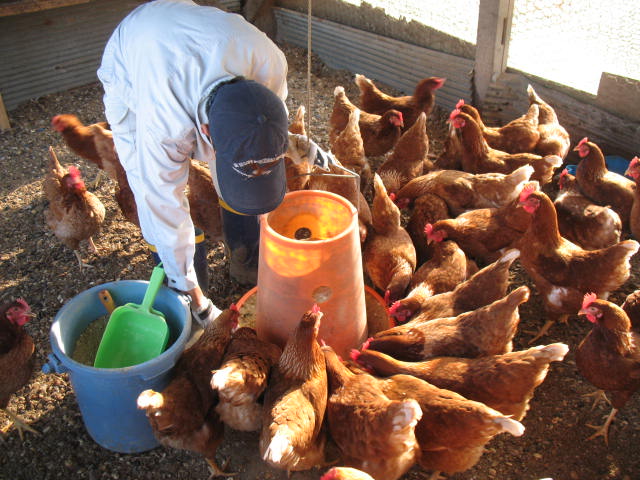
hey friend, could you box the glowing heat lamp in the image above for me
[256,190,368,357]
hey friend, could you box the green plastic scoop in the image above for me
[94,265,170,368]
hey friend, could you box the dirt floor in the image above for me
[1,43,639,480]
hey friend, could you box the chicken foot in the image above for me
[74,250,95,272]
[583,389,611,411]
[586,407,618,445]
[1,408,40,441]
[93,170,105,189]
[525,314,568,345]
[74,238,99,272]
[206,456,237,479]
[525,319,555,345]
[427,470,446,480]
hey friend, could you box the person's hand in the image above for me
[191,298,222,328]
[286,133,338,171]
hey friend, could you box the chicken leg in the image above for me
[526,314,568,345]
[586,407,618,445]
[1,408,40,441]
[73,250,94,272]
[206,456,237,478]
[583,389,610,411]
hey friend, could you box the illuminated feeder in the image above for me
[256,190,368,357]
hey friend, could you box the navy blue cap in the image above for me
[207,79,289,215]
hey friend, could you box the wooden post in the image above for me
[474,0,514,107]
[0,93,10,131]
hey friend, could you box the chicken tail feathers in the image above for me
[390,399,423,431]
[527,84,543,105]
[48,146,62,171]
[499,248,521,264]
[263,426,295,464]
[494,416,525,437]
[535,342,569,362]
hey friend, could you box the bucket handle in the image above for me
[42,353,70,374]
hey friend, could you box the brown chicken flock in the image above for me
[4,73,638,479]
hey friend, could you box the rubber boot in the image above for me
[220,207,260,286]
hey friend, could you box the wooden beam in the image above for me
[0,93,11,131]
[0,0,91,17]
[474,0,514,107]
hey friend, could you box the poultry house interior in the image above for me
[1,5,639,479]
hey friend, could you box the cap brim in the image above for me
[216,158,287,215]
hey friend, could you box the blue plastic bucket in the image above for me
[42,280,191,453]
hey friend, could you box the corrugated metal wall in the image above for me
[274,7,473,113]
[0,0,241,112]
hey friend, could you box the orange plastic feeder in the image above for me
[256,190,368,357]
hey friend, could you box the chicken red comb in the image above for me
[388,300,402,315]
[455,99,465,109]
[361,337,373,350]
[578,137,589,147]
[631,156,639,168]
[312,303,321,314]
[16,298,29,310]
[424,223,433,236]
[432,77,446,89]
[389,192,396,202]
[560,168,568,178]
[230,303,238,312]
[349,349,362,363]
[519,183,537,203]
[397,111,404,123]
[383,290,391,306]
[319,338,327,347]
[449,108,461,121]
[67,165,82,179]
[582,292,597,310]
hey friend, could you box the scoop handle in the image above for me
[141,264,166,311]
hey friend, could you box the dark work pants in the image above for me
[220,207,260,286]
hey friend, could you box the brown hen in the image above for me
[363,173,417,304]
[406,192,450,265]
[389,248,519,325]
[450,109,562,185]
[354,342,568,421]
[457,99,540,154]
[624,156,640,241]
[354,74,445,129]
[322,345,422,480]
[137,306,238,477]
[423,187,533,265]
[554,168,622,250]
[43,147,106,271]
[527,84,571,159]
[574,137,635,229]
[365,285,530,361]
[330,86,404,158]
[409,238,475,295]
[328,107,372,193]
[260,305,328,473]
[210,327,281,432]
[395,164,534,216]
[321,467,375,480]
[377,111,431,194]
[576,295,640,444]
[285,104,312,192]
[516,185,639,344]
[0,299,38,440]
[371,371,524,477]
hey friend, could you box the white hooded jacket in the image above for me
[97,0,288,291]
